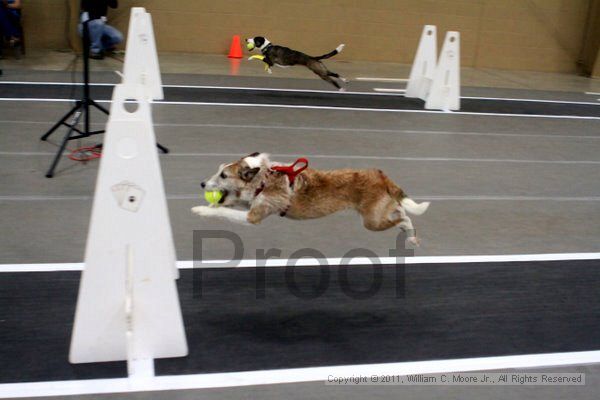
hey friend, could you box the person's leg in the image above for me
[0,6,19,39]
[101,24,123,51]
[7,10,20,37]
[6,10,21,49]
[82,19,105,56]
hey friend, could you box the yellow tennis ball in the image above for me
[247,43,255,51]
[204,190,223,205]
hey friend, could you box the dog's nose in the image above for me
[201,182,206,188]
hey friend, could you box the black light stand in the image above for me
[40,20,168,178]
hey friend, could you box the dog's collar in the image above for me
[253,179,289,217]
[260,43,273,54]
[279,205,291,217]
[254,181,266,197]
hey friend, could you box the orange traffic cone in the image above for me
[228,35,243,58]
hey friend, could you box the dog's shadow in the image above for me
[213,309,388,344]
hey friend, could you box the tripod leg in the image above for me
[40,104,80,141]
[90,100,110,115]
[84,97,91,136]
[91,98,167,153]
[156,143,169,154]
[45,111,83,178]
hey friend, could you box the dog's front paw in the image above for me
[408,236,421,247]
[191,205,217,217]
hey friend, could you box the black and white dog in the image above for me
[246,36,348,90]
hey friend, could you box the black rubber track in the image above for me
[1,83,599,118]
[1,259,600,383]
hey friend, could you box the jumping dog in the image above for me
[191,153,430,244]
[246,36,348,90]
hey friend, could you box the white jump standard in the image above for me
[405,25,437,101]
[69,8,188,374]
[406,25,461,111]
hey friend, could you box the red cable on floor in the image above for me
[68,146,102,162]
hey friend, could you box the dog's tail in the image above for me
[401,198,430,216]
[381,170,430,216]
[314,44,345,60]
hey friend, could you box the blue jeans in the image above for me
[79,19,123,54]
[0,6,20,39]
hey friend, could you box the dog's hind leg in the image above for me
[361,197,402,232]
[395,206,419,246]
[321,75,342,90]
[362,201,420,245]
[309,61,343,90]
[327,71,349,83]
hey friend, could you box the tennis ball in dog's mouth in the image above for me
[204,190,223,205]
[246,42,255,51]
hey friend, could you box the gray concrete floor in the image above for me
[2,49,600,93]
[1,61,600,399]
[22,365,600,400]
[0,74,599,263]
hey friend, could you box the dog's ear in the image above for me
[254,37,265,48]
[239,166,260,182]
[246,152,260,158]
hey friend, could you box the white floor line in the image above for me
[2,194,600,202]
[3,150,600,164]
[1,79,410,87]
[415,195,600,201]
[107,194,600,202]
[165,152,600,165]
[1,350,599,398]
[0,81,115,86]
[0,120,77,125]
[0,81,392,97]
[0,98,75,103]
[372,89,600,106]
[1,120,599,140]
[141,102,600,121]
[2,252,599,272]
[162,84,382,96]
[1,98,598,120]
[0,151,56,156]
[463,96,600,106]
[390,130,600,140]
[356,77,409,82]
[0,262,86,272]
[1,81,598,105]
[0,195,93,201]
[584,92,600,96]
[374,88,406,93]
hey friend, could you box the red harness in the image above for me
[254,158,309,216]
[271,157,308,186]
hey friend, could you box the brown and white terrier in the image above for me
[191,153,430,244]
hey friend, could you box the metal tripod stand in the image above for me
[40,20,168,178]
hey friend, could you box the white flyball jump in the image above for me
[405,25,437,100]
[69,8,188,375]
[406,26,461,111]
